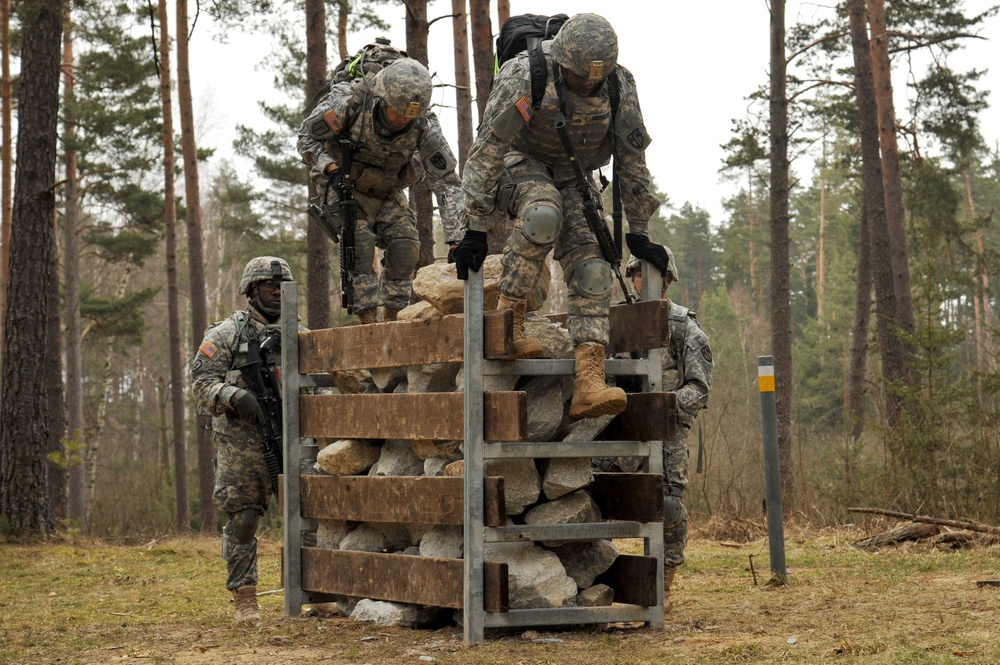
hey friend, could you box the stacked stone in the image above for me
[311,257,621,626]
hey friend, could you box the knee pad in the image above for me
[570,258,613,299]
[663,484,685,528]
[521,204,561,245]
[382,237,420,281]
[229,508,260,545]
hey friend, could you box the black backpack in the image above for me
[492,13,568,109]
[304,37,408,116]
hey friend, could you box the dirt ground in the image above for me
[1,525,998,664]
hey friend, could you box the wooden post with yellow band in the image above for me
[758,356,787,580]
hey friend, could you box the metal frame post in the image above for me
[462,269,485,644]
[281,282,304,615]
[757,355,787,580]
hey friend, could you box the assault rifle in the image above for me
[307,136,358,313]
[237,329,283,494]
[553,109,633,304]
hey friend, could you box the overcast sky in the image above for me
[190,1,999,226]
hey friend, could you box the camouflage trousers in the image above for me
[351,189,421,314]
[213,432,271,590]
[663,432,690,568]
[497,154,610,346]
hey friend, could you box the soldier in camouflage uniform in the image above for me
[626,251,712,615]
[451,13,669,419]
[190,256,306,622]
[298,57,464,324]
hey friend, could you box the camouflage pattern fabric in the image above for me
[190,304,307,590]
[460,33,659,346]
[298,77,465,311]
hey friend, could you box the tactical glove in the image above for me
[451,230,488,280]
[626,233,669,277]
[231,389,261,422]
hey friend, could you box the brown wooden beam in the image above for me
[300,391,526,441]
[595,554,658,607]
[549,299,672,355]
[597,392,676,442]
[298,309,514,373]
[590,472,664,522]
[300,474,506,527]
[301,548,508,610]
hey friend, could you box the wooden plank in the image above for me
[300,475,506,527]
[301,548,507,610]
[484,476,506,528]
[590,472,664,522]
[299,391,525,441]
[595,554,658,607]
[297,310,513,373]
[597,392,676,442]
[548,299,671,355]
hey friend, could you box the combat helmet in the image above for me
[626,247,678,283]
[238,256,294,296]
[372,58,432,119]
[550,13,618,82]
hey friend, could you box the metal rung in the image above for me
[484,358,651,376]
[484,605,659,627]
[486,521,650,542]
[486,440,655,459]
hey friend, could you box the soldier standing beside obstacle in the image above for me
[190,256,304,622]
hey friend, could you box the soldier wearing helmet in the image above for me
[607,250,712,617]
[190,256,306,622]
[298,55,465,324]
[451,13,667,421]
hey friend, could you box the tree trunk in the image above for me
[63,7,86,530]
[404,0,435,270]
[866,0,916,352]
[306,0,331,328]
[817,134,827,323]
[337,0,349,62]
[451,0,473,174]
[964,171,994,374]
[158,0,189,531]
[496,0,509,26]
[768,0,794,503]
[176,0,206,533]
[0,0,12,361]
[468,0,493,124]
[848,0,907,431]
[0,0,62,538]
[747,165,757,296]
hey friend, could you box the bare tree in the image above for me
[0,0,63,538]
[176,0,207,533]
[62,4,86,530]
[468,0,492,123]
[158,0,189,531]
[403,0,435,269]
[451,0,473,173]
[0,0,13,364]
[867,0,916,351]
[337,0,349,61]
[306,0,330,328]
[769,0,794,501]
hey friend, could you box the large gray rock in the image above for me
[350,599,441,627]
[378,522,418,551]
[412,255,504,314]
[576,584,614,607]
[315,520,351,549]
[541,457,594,500]
[524,375,572,442]
[370,365,407,393]
[369,439,425,476]
[484,541,577,609]
[419,525,463,559]
[559,413,615,442]
[314,439,382,476]
[550,539,619,588]
[423,457,450,476]
[339,524,391,552]
[397,300,444,322]
[410,439,462,461]
[524,314,573,359]
[524,490,603,547]
[484,458,541,515]
[406,362,460,394]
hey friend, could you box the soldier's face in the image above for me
[562,67,602,97]
[385,105,414,129]
[257,279,282,310]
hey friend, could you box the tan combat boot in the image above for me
[569,343,627,418]
[356,309,379,325]
[233,585,260,622]
[497,295,543,359]
[663,567,676,615]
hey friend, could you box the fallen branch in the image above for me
[847,507,1000,535]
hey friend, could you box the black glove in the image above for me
[451,230,488,280]
[446,244,457,264]
[231,389,261,422]
[626,233,669,276]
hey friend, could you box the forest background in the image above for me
[0,0,999,542]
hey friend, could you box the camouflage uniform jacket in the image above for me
[461,41,660,234]
[297,77,465,243]
[661,299,713,429]
[190,305,306,440]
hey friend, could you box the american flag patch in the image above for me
[515,95,533,122]
[323,109,343,133]
[199,341,218,359]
